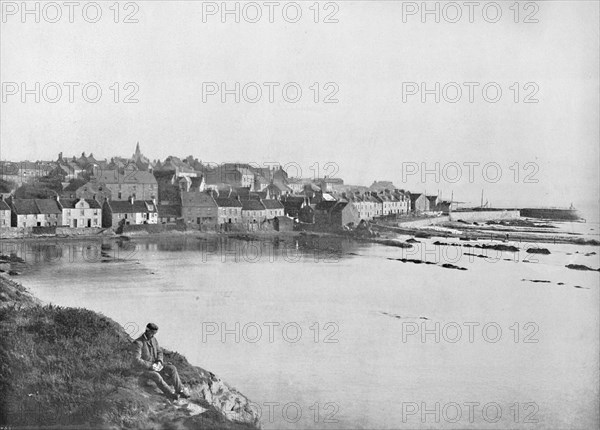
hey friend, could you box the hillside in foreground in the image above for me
[0,275,260,429]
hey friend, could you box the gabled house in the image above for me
[93,170,158,201]
[280,195,305,219]
[181,191,218,229]
[266,181,292,198]
[345,192,375,221]
[241,199,267,225]
[314,200,359,231]
[60,198,102,228]
[410,193,429,213]
[0,199,11,227]
[392,190,410,214]
[10,198,62,227]
[215,196,243,226]
[426,195,439,211]
[75,182,112,201]
[102,198,158,227]
[374,191,403,216]
[157,204,181,224]
[262,199,285,219]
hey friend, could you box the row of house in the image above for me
[344,190,410,220]
[180,190,285,230]
[0,195,162,229]
[2,197,102,228]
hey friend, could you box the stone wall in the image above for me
[449,210,520,222]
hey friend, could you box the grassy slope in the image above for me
[0,275,259,429]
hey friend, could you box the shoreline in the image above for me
[2,220,599,250]
[0,228,304,244]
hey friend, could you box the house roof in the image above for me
[108,200,157,213]
[241,200,266,211]
[157,205,181,217]
[0,200,11,211]
[95,170,157,185]
[11,199,62,215]
[154,170,177,181]
[269,181,292,193]
[262,199,284,209]
[315,200,338,211]
[11,199,39,214]
[426,195,438,203]
[35,199,63,214]
[331,201,349,212]
[181,191,216,207]
[19,161,39,170]
[281,196,304,210]
[63,181,81,192]
[60,198,102,209]
[215,197,242,208]
[76,182,109,194]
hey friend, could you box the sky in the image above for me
[1,0,598,216]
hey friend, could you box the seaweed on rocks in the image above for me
[441,263,467,271]
[378,239,413,249]
[526,248,551,255]
[565,264,600,272]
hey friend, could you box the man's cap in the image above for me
[146,323,159,331]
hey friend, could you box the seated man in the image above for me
[133,323,189,400]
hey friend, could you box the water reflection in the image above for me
[1,235,365,269]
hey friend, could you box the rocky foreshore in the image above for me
[0,275,261,429]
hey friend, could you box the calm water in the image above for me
[5,223,600,429]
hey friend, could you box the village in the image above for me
[0,144,453,236]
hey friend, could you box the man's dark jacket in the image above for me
[133,334,164,370]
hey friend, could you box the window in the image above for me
[80,209,85,216]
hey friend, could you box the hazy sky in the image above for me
[1,0,598,214]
